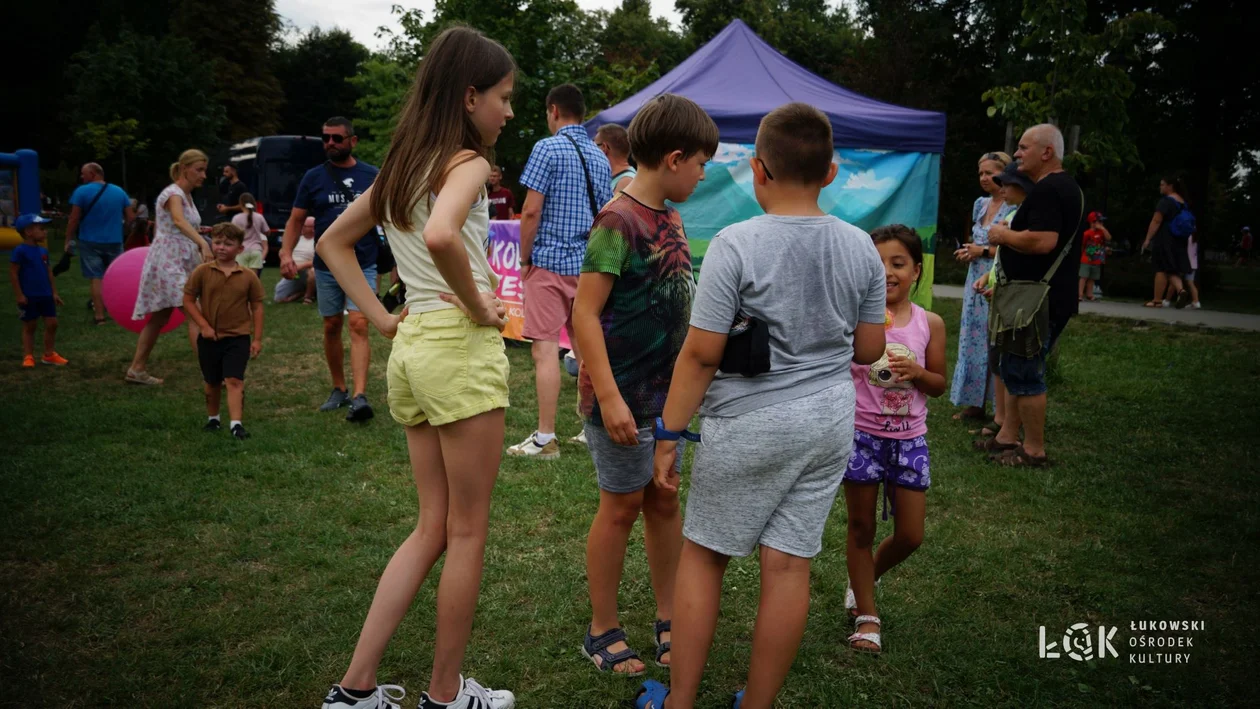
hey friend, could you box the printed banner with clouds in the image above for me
[677,144,941,307]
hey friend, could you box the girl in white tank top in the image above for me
[307,26,520,709]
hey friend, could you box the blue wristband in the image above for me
[654,417,701,443]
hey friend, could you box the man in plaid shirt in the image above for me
[511,84,614,459]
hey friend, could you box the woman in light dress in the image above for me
[125,149,212,385]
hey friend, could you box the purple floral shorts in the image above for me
[844,430,931,520]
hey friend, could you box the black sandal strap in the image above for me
[587,626,629,653]
[585,626,642,671]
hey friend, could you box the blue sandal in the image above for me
[653,619,672,667]
[583,625,644,676]
[635,679,669,709]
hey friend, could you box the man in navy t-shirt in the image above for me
[279,117,380,421]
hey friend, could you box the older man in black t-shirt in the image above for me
[986,124,1084,467]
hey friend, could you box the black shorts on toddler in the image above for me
[197,335,250,384]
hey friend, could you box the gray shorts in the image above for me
[584,421,685,494]
[683,382,856,559]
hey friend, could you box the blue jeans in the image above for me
[997,318,1068,397]
[79,241,123,279]
[315,266,377,318]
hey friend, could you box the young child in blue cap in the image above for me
[10,214,68,367]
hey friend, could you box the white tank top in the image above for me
[385,189,499,314]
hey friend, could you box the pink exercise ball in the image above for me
[102,247,186,334]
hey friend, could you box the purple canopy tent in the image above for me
[584,19,946,307]
[585,19,945,152]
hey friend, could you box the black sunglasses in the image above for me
[322,133,349,144]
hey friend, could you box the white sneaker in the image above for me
[570,430,588,445]
[419,676,515,709]
[507,433,560,460]
[322,684,405,709]
[1161,300,1171,308]
[1191,302,1202,309]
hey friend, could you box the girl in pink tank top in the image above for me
[842,225,947,656]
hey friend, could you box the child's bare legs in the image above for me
[428,408,505,701]
[1083,278,1095,300]
[662,541,729,709]
[1187,279,1200,304]
[41,317,58,356]
[586,488,649,674]
[205,381,222,417]
[742,547,812,709]
[1078,276,1087,300]
[642,482,681,663]
[844,482,881,651]
[21,320,37,357]
[585,480,679,672]
[872,488,925,579]
[340,421,451,691]
[225,378,245,421]
[129,307,173,373]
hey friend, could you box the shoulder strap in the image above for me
[1038,185,1087,285]
[80,183,110,221]
[561,132,601,221]
[995,185,1085,286]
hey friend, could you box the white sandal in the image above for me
[125,369,164,385]
[848,615,882,655]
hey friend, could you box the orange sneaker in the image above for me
[41,352,69,366]
[22,355,35,368]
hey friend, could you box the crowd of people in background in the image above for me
[12,19,1255,707]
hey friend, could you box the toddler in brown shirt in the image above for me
[183,223,265,440]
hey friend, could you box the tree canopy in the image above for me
[5,0,1256,243]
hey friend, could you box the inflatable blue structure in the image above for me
[0,149,40,249]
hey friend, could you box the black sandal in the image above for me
[653,618,671,667]
[582,626,644,676]
[974,436,1019,456]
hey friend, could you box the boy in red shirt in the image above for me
[1078,211,1111,302]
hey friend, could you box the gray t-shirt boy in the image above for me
[690,214,887,417]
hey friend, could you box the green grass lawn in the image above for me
[3,244,1259,707]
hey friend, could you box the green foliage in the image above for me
[75,118,149,164]
[171,0,286,139]
[64,26,225,197]
[273,27,371,137]
[678,0,858,78]
[350,57,417,166]
[982,0,1172,173]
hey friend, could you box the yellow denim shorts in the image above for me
[236,249,264,270]
[387,309,510,427]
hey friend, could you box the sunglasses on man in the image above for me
[322,133,350,144]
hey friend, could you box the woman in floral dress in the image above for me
[125,149,212,385]
[948,151,1013,421]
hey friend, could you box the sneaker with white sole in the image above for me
[507,433,560,460]
[322,683,406,709]
[419,676,514,709]
[570,430,588,445]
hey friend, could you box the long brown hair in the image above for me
[370,26,516,230]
